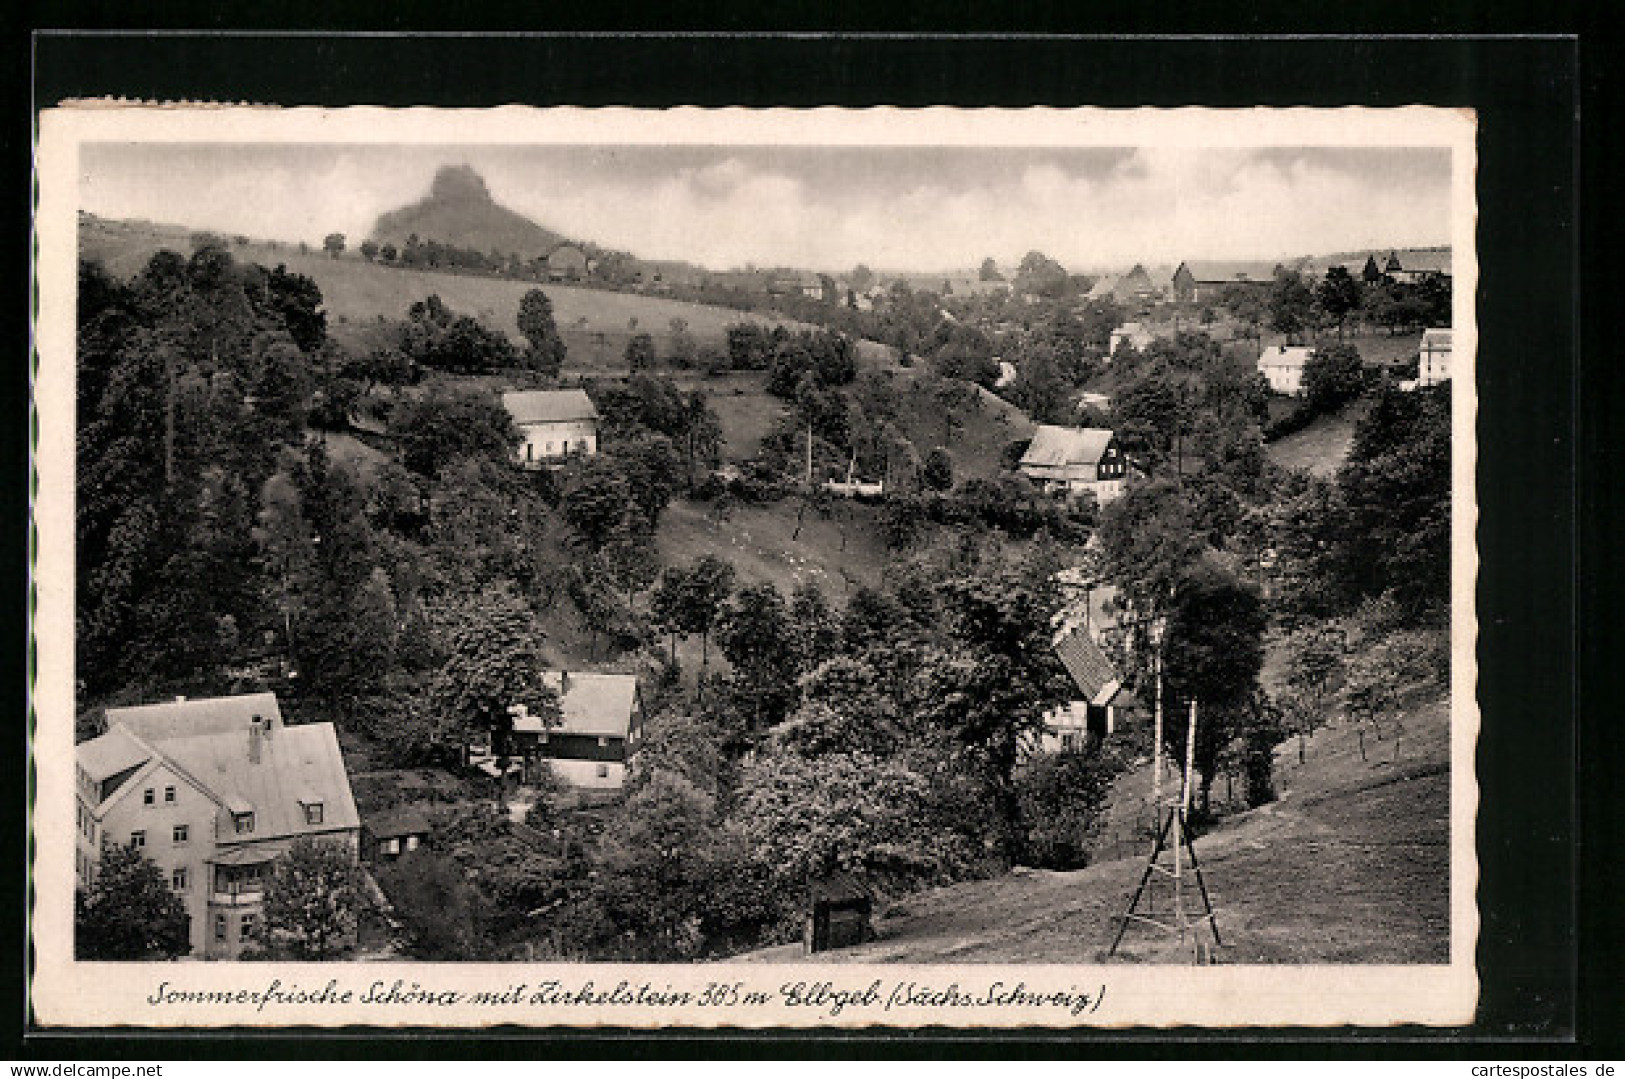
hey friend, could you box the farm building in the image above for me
[509,671,646,790]
[77,692,360,960]
[1387,248,1453,284]
[1171,260,1283,304]
[1258,345,1315,396]
[1417,327,1453,387]
[1018,425,1127,504]
[501,389,600,468]
[544,243,589,281]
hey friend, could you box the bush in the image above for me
[1016,748,1124,870]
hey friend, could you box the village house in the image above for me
[501,389,600,468]
[75,692,360,960]
[1171,260,1283,305]
[1258,344,1315,396]
[508,671,646,790]
[1018,425,1128,504]
[1108,322,1157,357]
[544,243,588,281]
[1041,620,1137,752]
[1417,327,1453,387]
[1385,248,1453,285]
[360,805,432,865]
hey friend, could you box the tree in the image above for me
[1269,270,1316,341]
[1016,749,1124,870]
[430,583,560,759]
[374,848,483,959]
[921,446,955,492]
[789,580,840,672]
[1316,266,1364,337]
[391,383,519,477]
[850,264,876,291]
[978,257,1003,282]
[75,845,191,959]
[359,240,380,263]
[323,233,346,259]
[1302,343,1365,414]
[715,582,801,732]
[1161,558,1268,815]
[255,837,363,959]
[625,332,656,374]
[559,455,636,549]
[380,242,398,264]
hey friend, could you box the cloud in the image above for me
[80,144,1451,273]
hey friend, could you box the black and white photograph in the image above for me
[31,105,1478,1028]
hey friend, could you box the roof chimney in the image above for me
[248,715,263,764]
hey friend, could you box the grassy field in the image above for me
[1265,399,1371,478]
[738,681,1451,965]
[80,217,821,357]
[656,497,891,599]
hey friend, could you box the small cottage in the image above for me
[1108,322,1156,357]
[509,671,645,790]
[1018,425,1127,504]
[804,871,874,954]
[1258,345,1315,396]
[361,806,432,864]
[1042,623,1135,752]
[502,389,600,468]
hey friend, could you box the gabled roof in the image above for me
[1259,345,1314,368]
[77,726,152,782]
[529,672,640,738]
[501,389,599,426]
[1421,327,1453,349]
[364,805,433,839]
[1053,624,1121,702]
[1179,260,1282,285]
[156,722,360,842]
[105,692,283,745]
[1396,249,1453,274]
[1020,425,1115,470]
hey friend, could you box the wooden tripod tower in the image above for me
[1108,699,1222,961]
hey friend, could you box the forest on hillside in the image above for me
[75,237,1450,962]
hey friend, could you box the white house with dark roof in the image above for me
[1258,345,1315,396]
[1038,622,1137,753]
[501,389,600,468]
[76,692,359,959]
[1417,327,1453,387]
[1018,425,1127,504]
[507,671,646,790]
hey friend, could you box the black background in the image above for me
[11,25,1604,1060]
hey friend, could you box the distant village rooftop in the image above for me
[501,389,599,426]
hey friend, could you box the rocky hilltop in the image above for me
[370,164,572,260]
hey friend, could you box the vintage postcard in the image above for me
[31,105,1478,1029]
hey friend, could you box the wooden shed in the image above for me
[804,871,875,954]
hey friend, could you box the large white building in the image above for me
[1417,327,1453,387]
[502,389,600,468]
[1258,345,1315,396]
[75,693,360,959]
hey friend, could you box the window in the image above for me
[597,736,609,748]
[172,824,189,844]
[164,785,176,803]
[214,914,228,943]
[171,867,189,891]
[546,441,554,455]
[303,802,324,826]
[525,442,534,461]
[596,763,609,779]
[382,838,400,856]
[129,830,146,849]
[405,836,420,852]
[234,812,255,835]
[143,788,155,806]
[240,914,257,939]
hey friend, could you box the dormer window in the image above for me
[303,801,324,826]
[233,812,255,835]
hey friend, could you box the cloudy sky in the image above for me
[80,143,1452,273]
